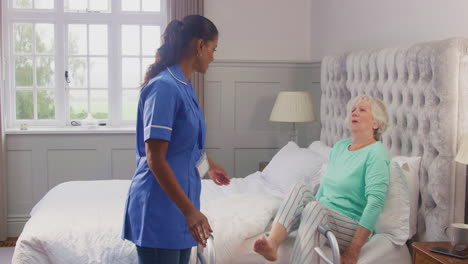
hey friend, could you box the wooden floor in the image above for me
[0,238,17,247]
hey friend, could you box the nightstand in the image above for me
[412,241,468,264]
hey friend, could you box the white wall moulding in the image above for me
[5,127,136,135]
[204,61,321,178]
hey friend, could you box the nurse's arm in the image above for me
[207,159,230,185]
[146,138,212,246]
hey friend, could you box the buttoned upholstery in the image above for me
[320,38,468,241]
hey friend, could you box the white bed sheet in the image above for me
[12,172,280,264]
[12,180,136,264]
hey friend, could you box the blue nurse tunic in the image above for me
[122,64,206,249]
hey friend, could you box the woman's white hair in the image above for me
[345,95,389,141]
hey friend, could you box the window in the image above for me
[3,0,166,127]
[13,22,55,121]
[121,24,160,121]
[67,24,109,120]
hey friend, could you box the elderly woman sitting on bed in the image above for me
[254,95,390,264]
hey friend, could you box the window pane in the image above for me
[122,89,138,120]
[122,58,140,88]
[89,0,109,12]
[89,25,108,55]
[15,56,33,87]
[68,24,87,55]
[122,0,139,11]
[90,90,108,119]
[16,90,34,119]
[89,58,107,88]
[142,0,160,12]
[36,56,55,87]
[35,24,54,54]
[13,0,32,8]
[38,90,55,119]
[65,0,87,11]
[68,57,87,88]
[69,90,88,119]
[142,26,160,56]
[14,23,33,54]
[35,0,53,9]
[122,25,140,55]
[142,57,154,75]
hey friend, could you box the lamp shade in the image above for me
[455,133,468,164]
[269,91,316,122]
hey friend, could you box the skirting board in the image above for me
[7,215,29,237]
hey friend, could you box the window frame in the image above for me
[2,0,167,128]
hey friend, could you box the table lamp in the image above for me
[269,91,316,143]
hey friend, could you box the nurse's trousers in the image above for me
[273,184,359,264]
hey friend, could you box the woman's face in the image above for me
[195,36,218,73]
[349,100,378,135]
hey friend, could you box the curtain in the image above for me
[0,0,7,241]
[167,0,205,110]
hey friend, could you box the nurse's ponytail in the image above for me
[141,15,218,88]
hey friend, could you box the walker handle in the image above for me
[314,224,341,264]
[196,234,215,264]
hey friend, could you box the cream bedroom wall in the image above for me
[309,0,468,61]
[204,0,312,62]
[310,0,468,222]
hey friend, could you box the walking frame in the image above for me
[194,224,340,264]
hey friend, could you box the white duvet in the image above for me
[12,173,281,264]
[12,172,411,264]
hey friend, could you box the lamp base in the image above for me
[289,123,298,143]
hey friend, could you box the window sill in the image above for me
[5,126,136,135]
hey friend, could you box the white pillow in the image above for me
[263,141,326,195]
[308,140,332,160]
[374,161,410,245]
[391,156,421,238]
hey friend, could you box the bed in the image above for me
[12,38,468,264]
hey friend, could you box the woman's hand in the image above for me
[340,250,359,264]
[208,159,230,185]
[340,225,369,264]
[185,209,212,247]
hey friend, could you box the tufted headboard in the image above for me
[320,38,468,241]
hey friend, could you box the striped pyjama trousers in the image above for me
[274,184,360,263]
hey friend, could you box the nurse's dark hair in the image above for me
[141,15,218,87]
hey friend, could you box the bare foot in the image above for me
[253,235,278,261]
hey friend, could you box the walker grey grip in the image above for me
[314,224,341,264]
[196,234,215,264]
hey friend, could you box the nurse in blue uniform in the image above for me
[122,15,230,264]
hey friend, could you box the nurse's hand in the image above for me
[186,209,212,247]
[208,160,230,185]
